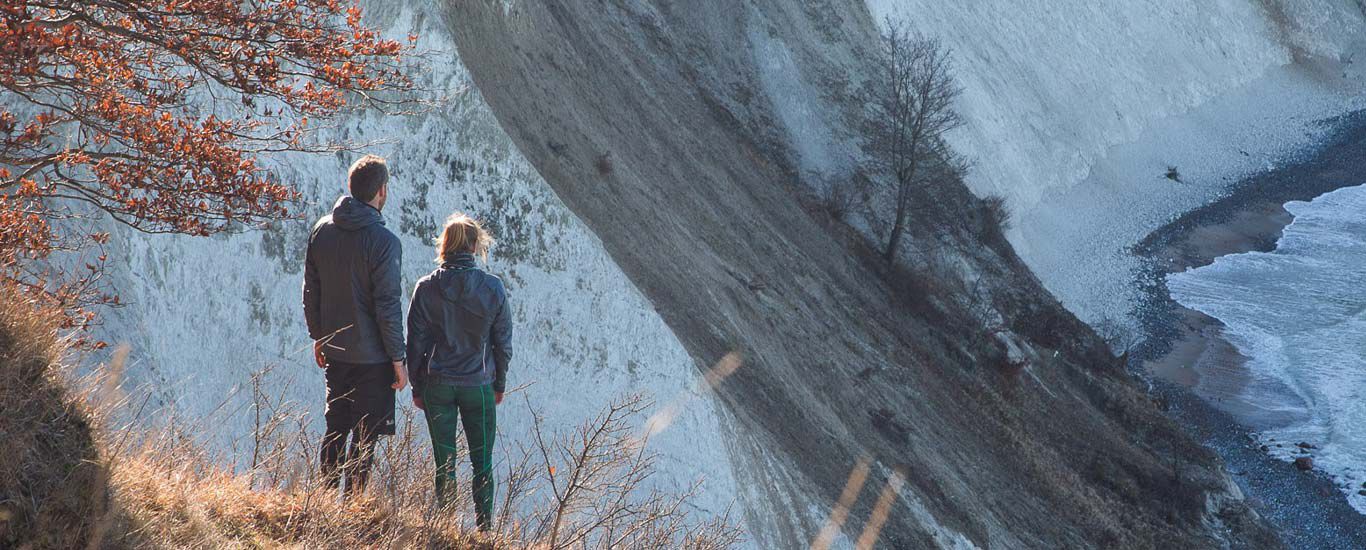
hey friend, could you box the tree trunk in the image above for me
[884,197,908,262]
[885,133,921,263]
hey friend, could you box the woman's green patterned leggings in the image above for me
[421,383,496,531]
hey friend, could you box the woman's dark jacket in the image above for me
[405,253,512,393]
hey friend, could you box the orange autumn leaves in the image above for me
[0,1,417,334]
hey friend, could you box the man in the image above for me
[302,154,408,499]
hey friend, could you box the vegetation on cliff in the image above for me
[0,289,739,549]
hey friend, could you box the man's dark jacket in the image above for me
[303,196,406,365]
[405,253,512,393]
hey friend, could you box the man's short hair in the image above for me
[348,155,389,203]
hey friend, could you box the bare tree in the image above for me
[862,18,966,263]
[519,393,742,549]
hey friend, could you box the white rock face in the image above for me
[95,2,743,533]
[865,0,1366,322]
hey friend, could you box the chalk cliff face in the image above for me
[95,2,742,532]
[96,0,1366,548]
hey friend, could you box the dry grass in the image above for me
[0,288,108,549]
[0,286,478,549]
[0,287,741,549]
[105,447,476,549]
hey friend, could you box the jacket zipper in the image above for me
[427,342,435,378]
[480,338,488,378]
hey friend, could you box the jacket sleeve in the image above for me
[490,282,513,393]
[405,282,431,394]
[371,233,406,362]
[302,229,323,340]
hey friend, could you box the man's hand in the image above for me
[391,360,408,391]
[413,394,424,411]
[495,392,504,405]
[313,340,326,368]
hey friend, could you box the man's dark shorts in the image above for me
[324,360,396,436]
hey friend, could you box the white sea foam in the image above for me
[1169,183,1366,513]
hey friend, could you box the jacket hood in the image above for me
[330,195,384,231]
[435,253,484,303]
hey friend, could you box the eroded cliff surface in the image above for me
[446,1,1284,547]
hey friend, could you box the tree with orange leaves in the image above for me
[0,1,420,337]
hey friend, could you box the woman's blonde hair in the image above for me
[435,212,495,263]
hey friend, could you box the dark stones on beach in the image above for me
[1294,457,1314,471]
[1358,490,1366,497]
[1296,442,1317,450]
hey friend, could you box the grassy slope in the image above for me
[0,292,737,550]
[0,296,109,548]
[0,294,476,549]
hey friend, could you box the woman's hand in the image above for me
[413,394,424,411]
[313,340,326,368]
[495,392,504,405]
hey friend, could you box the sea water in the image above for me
[1168,183,1366,513]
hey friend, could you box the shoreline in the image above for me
[1131,109,1366,547]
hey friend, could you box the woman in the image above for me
[406,212,511,532]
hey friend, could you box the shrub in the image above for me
[595,152,614,176]
[820,179,860,222]
[981,194,1013,233]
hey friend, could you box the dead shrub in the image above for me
[595,152,614,176]
[981,194,1012,234]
